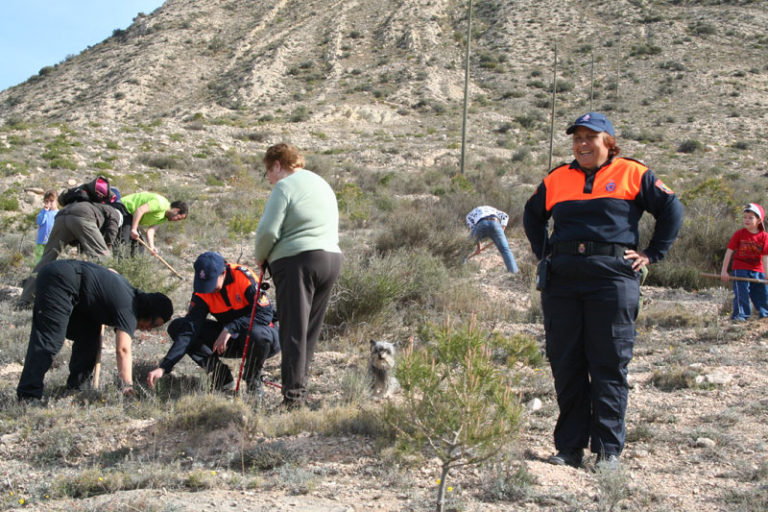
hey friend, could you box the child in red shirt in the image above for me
[721,203,768,321]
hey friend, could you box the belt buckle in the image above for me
[577,242,586,255]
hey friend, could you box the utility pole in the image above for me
[547,43,557,171]
[589,53,594,112]
[459,0,473,175]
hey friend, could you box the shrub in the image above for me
[289,106,310,123]
[137,153,182,169]
[677,139,703,153]
[160,394,251,433]
[0,196,19,211]
[384,319,522,512]
[103,254,181,295]
[651,366,700,391]
[514,111,545,129]
[325,248,451,328]
[373,204,467,268]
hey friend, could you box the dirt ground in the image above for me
[1,251,766,512]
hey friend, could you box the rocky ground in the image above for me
[1,251,766,512]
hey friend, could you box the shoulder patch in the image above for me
[654,178,674,194]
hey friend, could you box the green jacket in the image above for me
[254,169,341,263]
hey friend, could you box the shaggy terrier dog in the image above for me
[369,339,399,398]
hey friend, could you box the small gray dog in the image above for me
[369,339,399,397]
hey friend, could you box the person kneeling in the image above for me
[146,252,280,395]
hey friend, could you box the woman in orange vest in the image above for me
[523,112,683,469]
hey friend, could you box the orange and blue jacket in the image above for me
[523,157,683,263]
[160,264,275,372]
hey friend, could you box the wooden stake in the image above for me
[136,238,184,280]
[93,325,104,389]
[700,272,768,284]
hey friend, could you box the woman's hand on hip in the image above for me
[623,249,650,271]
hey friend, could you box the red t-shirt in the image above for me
[727,228,768,272]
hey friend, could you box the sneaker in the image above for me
[247,378,265,400]
[547,449,584,468]
[595,453,620,470]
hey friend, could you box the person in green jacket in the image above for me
[120,192,188,255]
[254,143,342,408]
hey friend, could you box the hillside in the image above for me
[1,0,768,511]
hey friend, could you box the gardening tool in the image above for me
[136,238,184,280]
[700,272,768,284]
[234,267,266,393]
[261,374,282,390]
[462,241,494,264]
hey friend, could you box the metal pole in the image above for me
[589,53,594,112]
[459,0,473,175]
[547,43,557,171]
[616,28,621,108]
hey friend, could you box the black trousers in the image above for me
[542,253,639,457]
[170,318,280,388]
[116,216,143,257]
[271,250,342,402]
[17,261,102,399]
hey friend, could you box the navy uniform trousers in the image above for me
[17,262,103,399]
[542,253,640,457]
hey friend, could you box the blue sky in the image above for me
[0,0,165,92]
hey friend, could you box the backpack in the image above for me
[59,176,116,206]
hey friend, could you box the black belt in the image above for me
[552,241,629,257]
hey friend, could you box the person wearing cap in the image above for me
[255,143,342,408]
[464,205,519,272]
[145,252,280,395]
[523,112,683,468]
[719,203,768,321]
[119,192,188,256]
[16,260,173,401]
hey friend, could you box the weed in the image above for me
[160,393,252,433]
[595,459,630,512]
[479,461,537,503]
[651,366,700,391]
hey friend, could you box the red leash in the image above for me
[235,267,265,393]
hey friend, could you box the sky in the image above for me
[0,0,166,92]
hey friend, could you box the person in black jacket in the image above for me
[17,260,173,401]
[18,201,123,307]
[146,252,279,395]
[523,112,683,468]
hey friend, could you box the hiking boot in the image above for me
[548,449,584,468]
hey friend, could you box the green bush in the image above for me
[0,196,19,211]
[644,177,737,289]
[325,248,451,327]
[677,139,703,153]
[137,153,182,170]
[103,253,181,295]
[373,205,467,268]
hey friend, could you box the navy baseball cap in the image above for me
[566,112,615,136]
[193,252,226,293]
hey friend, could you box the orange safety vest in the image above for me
[195,264,266,315]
